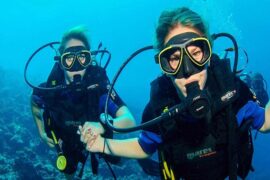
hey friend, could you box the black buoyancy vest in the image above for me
[40,63,112,145]
[40,64,120,175]
[149,56,254,180]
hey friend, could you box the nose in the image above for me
[182,56,195,78]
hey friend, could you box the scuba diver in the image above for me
[251,73,269,107]
[79,7,270,180]
[29,26,136,179]
[239,72,252,88]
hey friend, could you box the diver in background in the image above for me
[251,73,269,107]
[30,26,135,179]
[79,7,270,180]
[239,72,252,88]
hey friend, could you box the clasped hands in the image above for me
[78,113,112,153]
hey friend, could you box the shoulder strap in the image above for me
[208,54,239,116]
[209,55,254,179]
[46,63,64,87]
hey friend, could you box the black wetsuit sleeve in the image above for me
[31,82,47,108]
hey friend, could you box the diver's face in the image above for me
[164,24,207,97]
[63,39,86,83]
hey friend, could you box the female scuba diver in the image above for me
[79,7,270,180]
[30,26,135,179]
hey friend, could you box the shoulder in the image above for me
[32,82,47,96]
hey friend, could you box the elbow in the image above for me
[119,114,136,128]
[260,105,270,133]
[259,123,270,133]
[116,106,136,128]
[126,114,136,127]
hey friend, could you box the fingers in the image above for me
[40,133,55,148]
[77,125,83,135]
[83,128,93,143]
[47,137,54,144]
[85,134,97,151]
[47,141,55,148]
[80,126,96,144]
[80,121,105,136]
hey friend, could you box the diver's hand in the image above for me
[78,125,105,153]
[40,132,55,148]
[86,135,105,153]
[79,121,105,140]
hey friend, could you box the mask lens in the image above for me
[77,51,91,67]
[159,47,182,74]
[61,53,76,69]
[60,50,91,70]
[158,36,211,75]
[185,39,211,66]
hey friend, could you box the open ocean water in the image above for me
[0,0,269,179]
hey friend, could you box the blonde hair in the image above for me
[58,25,90,54]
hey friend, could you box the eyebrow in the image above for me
[188,46,200,53]
[170,51,181,58]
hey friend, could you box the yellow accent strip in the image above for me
[163,106,169,113]
[161,151,176,180]
[170,168,175,180]
[161,151,171,178]
[51,131,58,144]
[163,161,171,179]
[162,169,168,179]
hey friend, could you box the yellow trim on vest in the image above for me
[162,169,168,179]
[163,106,169,113]
[170,168,175,180]
[51,131,58,144]
[161,151,176,180]
[163,161,171,178]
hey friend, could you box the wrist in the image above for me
[103,138,112,155]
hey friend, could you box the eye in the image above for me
[192,49,203,57]
[169,50,181,61]
[77,54,86,62]
[65,55,74,63]
[187,46,203,62]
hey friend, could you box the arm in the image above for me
[30,96,54,147]
[83,105,135,135]
[80,130,150,159]
[112,106,136,128]
[102,137,149,159]
[259,101,270,133]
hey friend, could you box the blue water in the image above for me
[0,0,270,179]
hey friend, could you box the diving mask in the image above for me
[156,32,212,78]
[60,46,91,71]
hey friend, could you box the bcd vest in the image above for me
[36,63,120,174]
[149,56,254,180]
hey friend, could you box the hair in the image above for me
[155,7,211,51]
[252,73,264,81]
[58,25,90,55]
